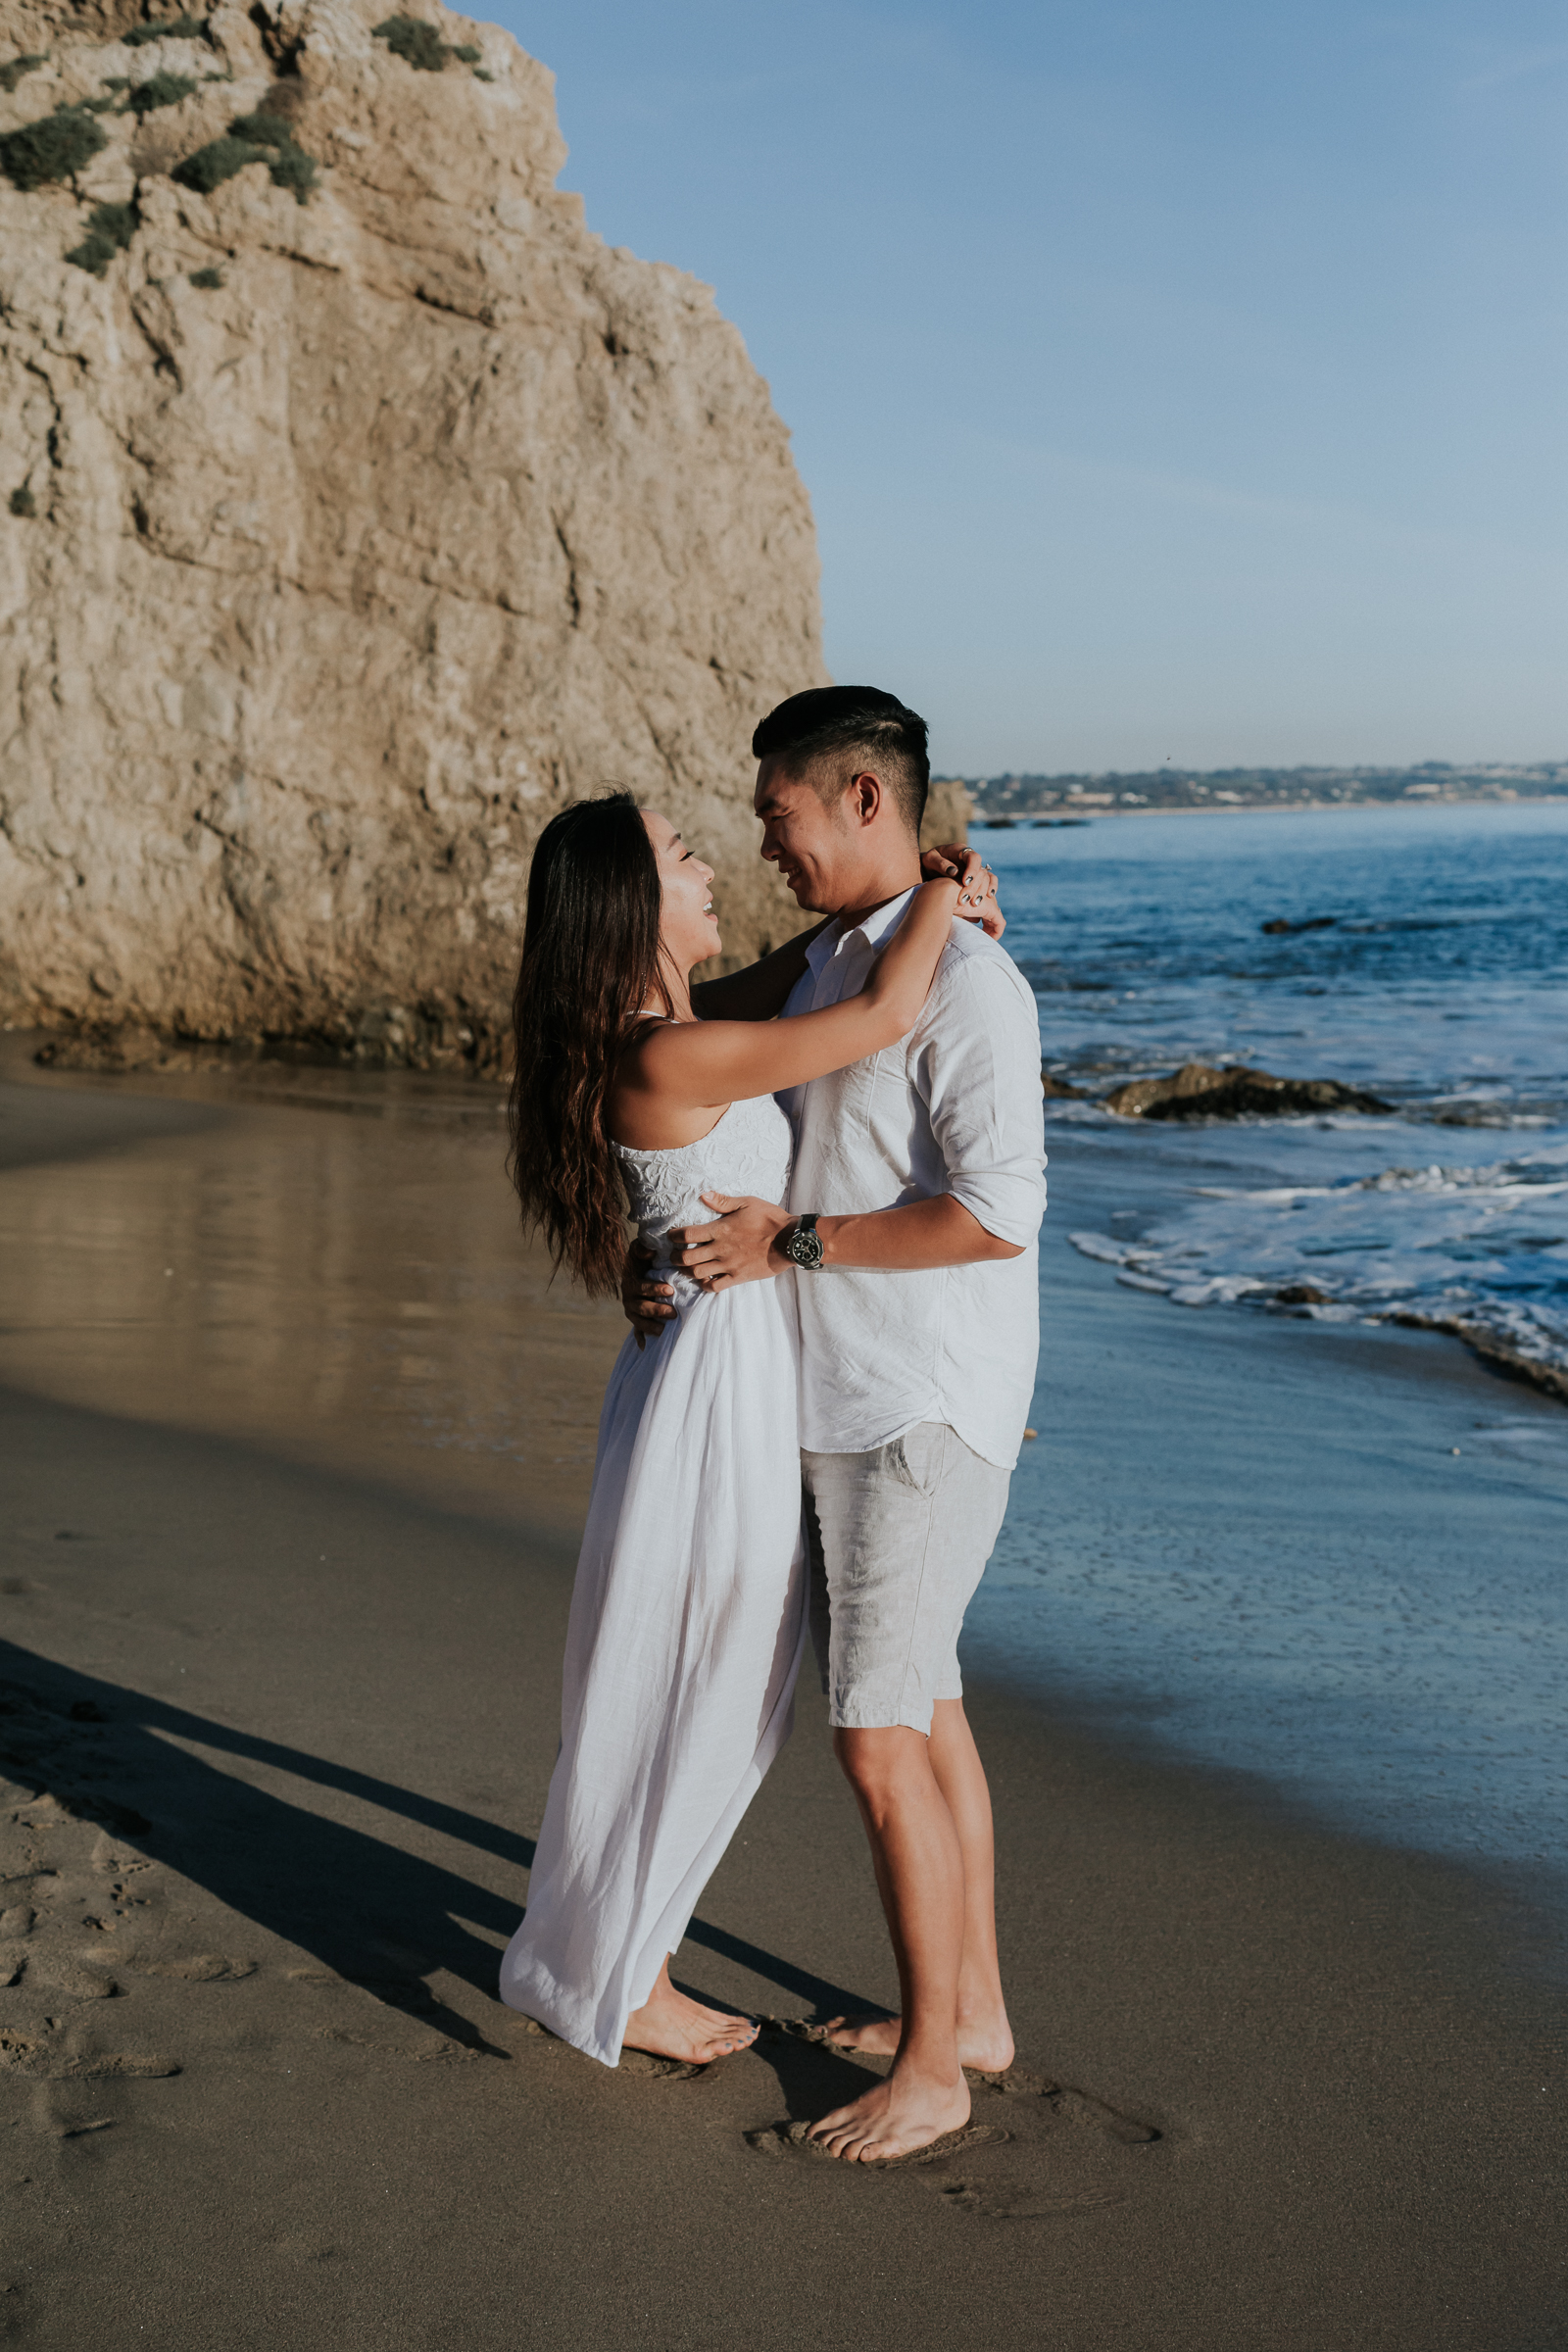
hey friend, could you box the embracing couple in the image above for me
[500,685,1046,2164]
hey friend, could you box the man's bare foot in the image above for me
[820,2010,1015,2074]
[622,1967,758,2066]
[808,2064,971,2163]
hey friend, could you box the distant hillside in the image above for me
[966,762,1568,820]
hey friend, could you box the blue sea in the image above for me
[970,802,1568,1892]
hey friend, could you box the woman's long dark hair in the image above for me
[508,793,669,1297]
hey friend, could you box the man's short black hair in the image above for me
[752,685,930,838]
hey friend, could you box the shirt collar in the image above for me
[806,886,917,975]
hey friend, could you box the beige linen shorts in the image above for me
[801,1421,1012,1737]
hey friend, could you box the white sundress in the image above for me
[499,1090,808,2065]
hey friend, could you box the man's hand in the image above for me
[921,843,1004,939]
[667,1195,795,1292]
[620,1238,676,1348]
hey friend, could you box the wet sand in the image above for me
[2,1045,1564,2350]
[979,1121,1568,1884]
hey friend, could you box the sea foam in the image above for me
[1069,1143,1568,1390]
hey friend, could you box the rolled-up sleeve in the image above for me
[912,955,1048,1246]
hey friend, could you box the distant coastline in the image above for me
[960,760,1568,820]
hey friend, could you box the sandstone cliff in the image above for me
[0,0,829,1069]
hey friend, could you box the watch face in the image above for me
[788,1226,823,1268]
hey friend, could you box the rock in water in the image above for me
[0,0,827,1070]
[1103,1062,1393,1119]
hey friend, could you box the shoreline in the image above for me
[1003,1115,1568,1885]
[2,1060,1565,2346]
[1050,1100,1568,1413]
[975,790,1568,822]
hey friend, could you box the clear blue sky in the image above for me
[486,0,1566,775]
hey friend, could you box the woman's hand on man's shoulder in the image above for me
[920,844,1004,939]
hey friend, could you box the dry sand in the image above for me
[1,1044,1564,2350]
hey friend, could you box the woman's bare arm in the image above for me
[622,878,961,1114]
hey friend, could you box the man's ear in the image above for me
[847,769,883,826]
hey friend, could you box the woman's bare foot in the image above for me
[808,2063,971,2163]
[820,2007,1015,2074]
[622,1962,758,2065]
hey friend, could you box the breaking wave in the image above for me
[1069,1146,1568,1398]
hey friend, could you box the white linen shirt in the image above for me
[778,890,1047,1469]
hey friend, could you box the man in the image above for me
[627,686,1047,2162]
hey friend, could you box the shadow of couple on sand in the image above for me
[0,1636,877,2097]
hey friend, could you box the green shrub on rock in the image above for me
[370,17,490,76]
[226,109,293,148]
[372,15,449,72]
[188,264,222,287]
[0,54,47,95]
[122,16,210,47]
[127,69,197,116]
[66,199,139,274]
[9,485,35,517]
[227,109,318,197]
[172,109,318,204]
[263,144,316,198]
[0,105,109,189]
[171,130,256,194]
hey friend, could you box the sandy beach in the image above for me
[2,1045,1564,2350]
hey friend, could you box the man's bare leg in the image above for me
[821,1698,1014,2072]
[807,1725,972,2162]
[621,1958,758,2064]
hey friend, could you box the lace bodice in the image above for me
[612,1093,793,1280]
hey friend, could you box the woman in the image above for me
[498,793,971,2067]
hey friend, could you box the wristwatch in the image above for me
[779,1213,825,1272]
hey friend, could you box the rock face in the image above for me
[919,780,971,858]
[0,0,828,1069]
[1103,1062,1394,1120]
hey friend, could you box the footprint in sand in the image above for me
[744,2036,1164,2218]
[1,1759,190,2083]
[617,2046,711,2082]
[747,2119,1012,2167]
[761,2028,1161,2143]
[18,1959,119,2001]
[0,2025,179,2080]
[969,2061,1162,2146]
[130,1953,255,1984]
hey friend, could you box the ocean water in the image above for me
[999,801,1568,1385]
[971,803,1568,1888]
